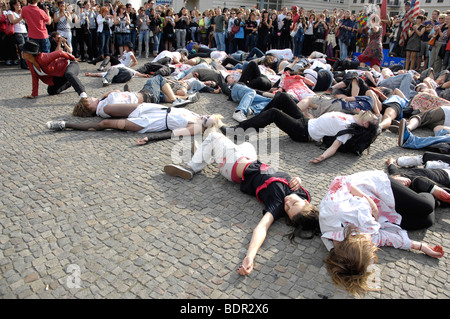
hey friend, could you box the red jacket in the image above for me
[26,51,75,97]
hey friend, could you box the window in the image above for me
[437,0,443,3]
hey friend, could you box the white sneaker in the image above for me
[232,110,247,122]
[46,120,66,131]
[397,155,423,167]
[187,92,200,103]
[172,98,190,108]
[425,160,450,170]
[102,78,110,87]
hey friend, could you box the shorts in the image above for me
[410,107,445,130]
[116,33,131,46]
[309,96,342,118]
[382,102,403,120]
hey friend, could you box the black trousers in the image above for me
[237,92,310,142]
[47,62,85,96]
[389,176,435,230]
[239,60,272,92]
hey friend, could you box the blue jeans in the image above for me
[142,75,167,103]
[138,29,149,55]
[214,31,225,51]
[378,73,417,100]
[293,36,303,57]
[339,38,347,60]
[231,83,271,115]
[403,129,450,150]
[29,37,50,53]
[116,33,131,47]
[97,31,110,57]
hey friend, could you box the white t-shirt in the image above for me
[7,10,27,33]
[210,50,227,61]
[153,50,181,64]
[266,49,293,61]
[96,91,139,118]
[307,112,355,143]
[119,50,134,67]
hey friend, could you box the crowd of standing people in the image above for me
[2,0,450,298]
[2,1,449,72]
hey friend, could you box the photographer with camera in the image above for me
[175,7,190,49]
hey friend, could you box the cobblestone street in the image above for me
[0,59,449,301]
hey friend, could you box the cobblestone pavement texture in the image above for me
[0,58,449,300]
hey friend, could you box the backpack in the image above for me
[321,122,379,156]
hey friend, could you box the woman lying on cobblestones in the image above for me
[162,131,320,276]
[46,100,223,139]
[386,154,450,204]
[320,170,444,296]
[229,92,380,163]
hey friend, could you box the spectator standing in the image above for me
[53,1,72,49]
[136,6,149,58]
[21,0,51,53]
[174,7,189,49]
[7,0,28,69]
[212,7,225,52]
[303,13,315,56]
[114,4,131,56]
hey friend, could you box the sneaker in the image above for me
[102,79,110,87]
[398,118,410,147]
[397,155,423,167]
[172,98,190,108]
[387,124,399,134]
[97,66,106,72]
[46,120,66,131]
[187,92,200,103]
[164,164,194,180]
[425,160,450,170]
[123,84,130,92]
[232,110,247,122]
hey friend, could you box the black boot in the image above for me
[87,55,103,65]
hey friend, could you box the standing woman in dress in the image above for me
[163,8,175,51]
[404,15,425,71]
[53,1,72,49]
[357,14,384,72]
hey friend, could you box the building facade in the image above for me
[162,0,447,17]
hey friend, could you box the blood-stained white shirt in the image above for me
[319,171,411,251]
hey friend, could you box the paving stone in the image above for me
[1,60,449,301]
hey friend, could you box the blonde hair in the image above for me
[324,227,379,296]
[72,98,95,117]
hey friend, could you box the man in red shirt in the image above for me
[21,0,52,53]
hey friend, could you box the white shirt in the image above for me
[319,171,411,251]
[266,49,293,60]
[441,106,450,127]
[96,92,139,118]
[119,50,134,67]
[7,10,27,33]
[307,112,355,143]
[153,50,181,63]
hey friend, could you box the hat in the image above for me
[20,41,40,55]
[291,6,298,11]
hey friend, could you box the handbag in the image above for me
[428,35,437,46]
[4,14,14,36]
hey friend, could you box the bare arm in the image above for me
[238,212,274,276]
[310,139,342,163]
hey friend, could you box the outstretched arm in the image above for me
[411,241,444,258]
[238,212,274,276]
[310,139,342,163]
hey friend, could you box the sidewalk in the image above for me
[0,61,448,300]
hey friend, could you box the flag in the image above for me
[381,0,387,36]
[399,0,420,47]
